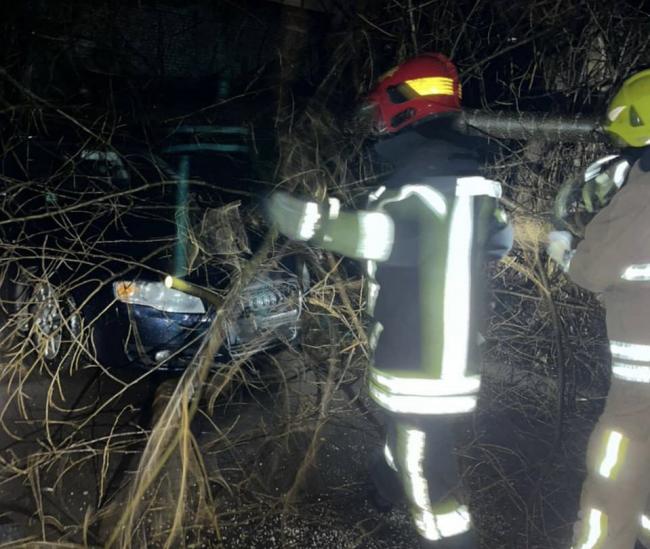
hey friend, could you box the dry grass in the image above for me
[512,215,553,255]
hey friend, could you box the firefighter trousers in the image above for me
[384,414,478,547]
[573,378,650,549]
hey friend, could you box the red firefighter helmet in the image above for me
[366,53,462,134]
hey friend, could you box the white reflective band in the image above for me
[610,340,650,362]
[441,195,474,381]
[378,185,447,217]
[585,155,619,181]
[598,430,624,479]
[368,185,387,204]
[621,264,650,281]
[328,197,341,219]
[576,508,606,549]
[366,280,380,316]
[368,322,384,352]
[405,429,430,510]
[456,176,502,198]
[365,259,377,278]
[384,444,398,472]
[369,388,477,415]
[641,514,650,532]
[613,160,630,188]
[298,201,322,240]
[417,506,472,541]
[355,211,395,261]
[365,260,380,316]
[403,428,472,541]
[612,362,650,384]
[372,371,480,397]
[368,184,445,259]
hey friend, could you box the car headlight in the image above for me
[113,281,205,314]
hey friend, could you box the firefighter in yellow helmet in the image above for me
[268,53,512,548]
[547,69,650,549]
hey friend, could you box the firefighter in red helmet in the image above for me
[268,53,512,547]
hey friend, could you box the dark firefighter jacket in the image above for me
[363,123,511,415]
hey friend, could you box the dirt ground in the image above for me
[0,341,611,548]
[0,354,420,548]
[0,365,155,545]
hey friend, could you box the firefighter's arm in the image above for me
[567,182,649,293]
[266,191,395,261]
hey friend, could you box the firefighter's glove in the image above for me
[547,230,575,271]
[582,173,616,213]
[266,191,325,242]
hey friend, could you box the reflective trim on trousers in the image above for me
[414,504,472,542]
[610,340,650,363]
[369,386,477,415]
[595,429,628,480]
[384,443,398,472]
[401,428,472,541]
[404,429,430,510]
[612,361,650,384]
[574,508,608,549]
[371,370,481,397]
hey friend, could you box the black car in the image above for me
[0,127,304,372]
